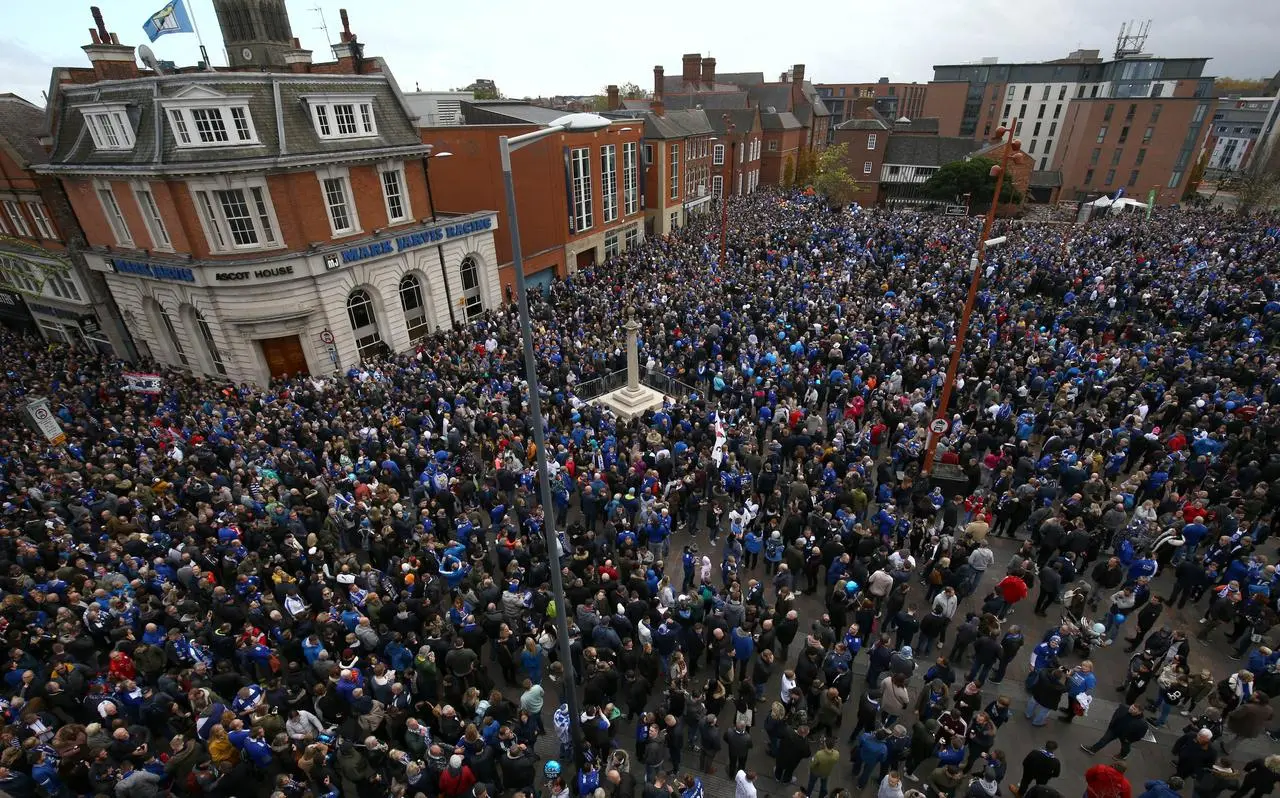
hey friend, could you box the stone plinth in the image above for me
[595,383,668,420]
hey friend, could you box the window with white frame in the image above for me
[190,178,280,252]
[192,308,226,375]
[0,212,8,235]
[736,172,742,195]
[867,133,877,149]
[24,202,55,240]
[600,145,618,224]
[0,255,42,293]
[768,140,778,151]
[644,144,653,165]
[399,274,430,343]
[347,288,383,361]
[604,230,619,258]
[669,144,679,200]
[167,104,259,148]
[158,305,189,367]
[81,103,135,151]
[318,169,359,236]
[712,175,723,198]
[571,147,593,232]
[2,201,31,238]
[713,143,725,165]
[45,268,82,302]
[131,184,172,250]
[624,225,639,250]
[378,163,411,224]
[96,183,133,246]
[622,142,639,216]
[863,161,873,174]
[306,96,378,140]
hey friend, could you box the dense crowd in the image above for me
[1,190,1279,798]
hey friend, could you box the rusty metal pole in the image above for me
[922,121,1019,475]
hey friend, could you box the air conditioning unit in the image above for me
[697,185,706,196]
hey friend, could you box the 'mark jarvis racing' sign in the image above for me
[340,217,493,265]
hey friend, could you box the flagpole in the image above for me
[184,0,213,68]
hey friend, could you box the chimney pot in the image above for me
[701,57,717,90]
[109,32,119,44]
[607,84,621,111]
[682,53,700,85]
[91,6,109,40]
[89,28,101,45]
[652,65,665,116]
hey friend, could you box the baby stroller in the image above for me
[1061,582,1109,656]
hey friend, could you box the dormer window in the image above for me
[168,105,259,148]
[304,95,378,140]
[162,86,261,149]
[81,103,135,151]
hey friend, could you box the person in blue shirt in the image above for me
[731,625,755,681]
[854,729,889,788]
[743,528,763,569]
[1060,661,1096,723]
[763,530,785,575]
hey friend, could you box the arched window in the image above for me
[144,298,188,368]
[460,256,483,319]
[399,273,430,343]
[346,288,383,362]
[192,308,227,376]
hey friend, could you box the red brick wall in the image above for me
[922,82,970,138]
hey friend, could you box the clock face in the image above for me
[241,47,253,60]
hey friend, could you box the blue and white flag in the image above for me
[143,0,194,42]
[1112,186,1126,201]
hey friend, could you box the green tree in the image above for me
[1234,156,1280,215]
[619,81,648,99]
[923,157,1020,207]
[811,142,860,206]
[795,148,819,184]
[782,155,796,187]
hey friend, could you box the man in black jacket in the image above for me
[723,719,753,775]
[1169,556,1209,609]
[1081,703,1149,760]
[1034,562,1063,616]
[1012,740,1062,796]
[1124,595,1166,652]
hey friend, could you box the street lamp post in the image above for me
[422,151,458,328]
[497,112,613,760]
[719,114,736,271]
[922,120,1022,475]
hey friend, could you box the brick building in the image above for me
[931,42,1217,204]
[0,94,133,356]
[1055,95,1215,204]
[816,80,969,137]
[652,55,830,185]
[604,67,763,236]
[1202,95,1280,174]
[38,5,499,384]
[421,104,645,294]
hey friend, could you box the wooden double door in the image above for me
[260,335,310,378]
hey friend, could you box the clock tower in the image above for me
[213,0,294,69]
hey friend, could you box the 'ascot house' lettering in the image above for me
[339,217,494,265]
[110,259,197,283]
[214,265,295,282]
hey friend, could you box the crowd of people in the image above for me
[0,189,1279,798]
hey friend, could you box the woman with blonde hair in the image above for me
[207,725,240,767]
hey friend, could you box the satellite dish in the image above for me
[138,44,165,75]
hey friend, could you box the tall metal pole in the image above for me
[719,117,736,270]
[498,133,582,755]
[422,155,458,327]
[922,121,1019,475]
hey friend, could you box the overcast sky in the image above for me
[4,0,1277,106]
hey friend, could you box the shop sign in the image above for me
[339,216,494,265]
[109,258,196,283]
[214,265,295,282]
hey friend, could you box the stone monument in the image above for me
[594,305,667,420]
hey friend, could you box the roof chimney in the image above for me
[791,64,806,110]
[284,36,313,73]
[701,57,717,90]
[83,7,139,81]
[606,84,621,111]
[682,53,700,86]
[652,65,665,116]
[331,9,366,73]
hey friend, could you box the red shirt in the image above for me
[1085,765,1131,798]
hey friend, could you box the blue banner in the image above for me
[143,0,194,42]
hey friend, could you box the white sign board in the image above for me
[123,372,163,394]
[930,418,950,434]
[26,397,66,445]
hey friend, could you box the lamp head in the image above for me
[549,113,613,132]
[432,151,454,158]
